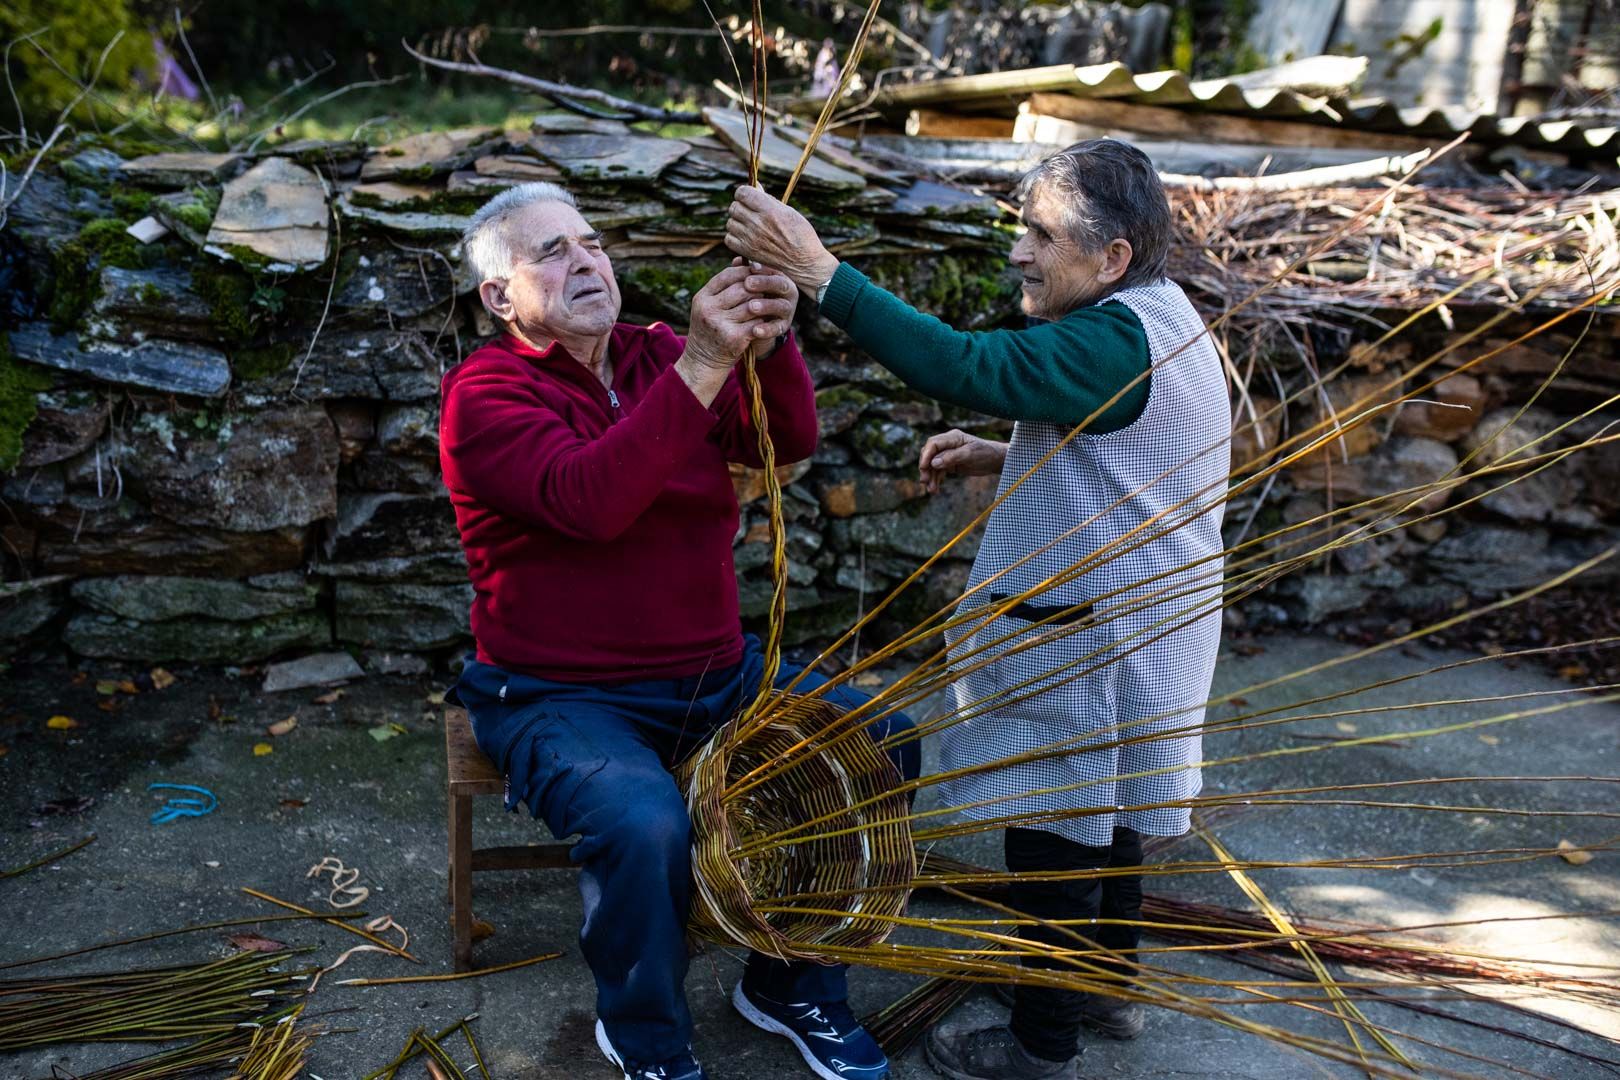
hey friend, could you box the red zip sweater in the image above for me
[439,323,817,683]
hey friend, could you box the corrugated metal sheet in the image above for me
[840,55,1618,159]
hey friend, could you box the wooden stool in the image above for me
[445,704,574,971]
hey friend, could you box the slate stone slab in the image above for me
[262,651,366,692]
[531,113,630,136]
[334,581,473,650]
[124,406,339,532]
[247,329,441,401]
[526,132,690,182]
[71,574,320,622]
[63,609,330,662]
[333,245,457,317]
[473,154,565,181]
[0,575,71,648]
[88,267,215,342]
[206,157,330,271]
[59,148,125,186]
[347,181,443,208]
[703,108,865,191]
[7,324,231,398]
[882,179,1000,218]
[119,152,242,187]
[18,393,110,468]
[361,126,503,182]
[336,193,468,237]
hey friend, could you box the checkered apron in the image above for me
[935,280,1231,846]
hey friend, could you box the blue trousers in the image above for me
[453,635,919,1064]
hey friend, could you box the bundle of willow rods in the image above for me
[679,0,918,962]
[0,949,311,1052]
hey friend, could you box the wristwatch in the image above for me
[814,274,835,306]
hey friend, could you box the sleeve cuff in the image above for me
[818,262,867,327]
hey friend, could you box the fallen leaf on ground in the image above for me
[425,689,447,706]
[116,679,138,694]
[71,671,88,685]
[1334,721,1358,734]
[95,680,119,696]
[96,699,122,713]
[368,722,407,742]
[280,798,308,809]
[0,744,8,758]
[472,918,496,942]
[1478,734,1500,746]
[267,715,298,737]
[46,715,78,730]
[150,667,177,690]
[312,688,345,705]
[1558,840,1594,866]
[252,742,274,757]
[226,933,288,953]
[207,698,222,722]
[853,672,884,688]
[1234,643,1266,657]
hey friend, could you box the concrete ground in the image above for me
[2,635,1618,1079]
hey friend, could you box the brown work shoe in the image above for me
[987,984,1145,1041]
[924,1024,1079,1080]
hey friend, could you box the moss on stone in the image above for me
[192,267,256,345]
[77,219,146,270]
[170,186,221,234]
[0,337,54,473]
[108,187,155,219]
[232,342,296,381]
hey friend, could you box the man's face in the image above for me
[1008,183,1128,320]
[496,200,622,342]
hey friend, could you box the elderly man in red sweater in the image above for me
[439,181,915,1080]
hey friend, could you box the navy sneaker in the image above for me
[732,981,890,1080]
[595,1019,708,1080]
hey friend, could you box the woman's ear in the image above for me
[1097,238,1134,286]
[479,279,514,324]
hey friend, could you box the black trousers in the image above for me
[1006,825,1144,1062]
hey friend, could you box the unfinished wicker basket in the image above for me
[679,690,915,960]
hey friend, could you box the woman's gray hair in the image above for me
[1017,139,1172,290]
[462,181,578,284]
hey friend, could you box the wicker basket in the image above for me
[680,690,915,960]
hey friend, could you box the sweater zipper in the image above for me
[607,389,620,409]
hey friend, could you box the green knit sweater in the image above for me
[819,262,1151,431]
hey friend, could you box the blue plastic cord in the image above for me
[148,783,219,825]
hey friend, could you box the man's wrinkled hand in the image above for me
[918,429,1008,493]
[684,263,796,371]
[726,186,840,296]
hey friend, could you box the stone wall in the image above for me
[2,125,1616,668]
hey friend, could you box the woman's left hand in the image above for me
[726,186,840,296]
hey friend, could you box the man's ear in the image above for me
[479,279,515,324]
[1097,238,1133,286]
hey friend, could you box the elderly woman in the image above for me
[440,181,915,1080]
[727,140,1230,1080]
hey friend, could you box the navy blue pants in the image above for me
[453,635,920,1064]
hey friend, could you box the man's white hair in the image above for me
[461,181,579,285]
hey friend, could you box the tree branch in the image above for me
[400,38,703,124]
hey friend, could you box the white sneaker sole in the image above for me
[731,982,885,1080]
[595,1019,631,1079]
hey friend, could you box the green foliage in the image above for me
[0,337,54,473]
[169,186,221,234]
[0,1,154,130]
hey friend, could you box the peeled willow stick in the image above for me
[337,951,561,986]
[0,833,95,880]
[0,910,370,973]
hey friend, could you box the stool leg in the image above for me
[450,790,474,973]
